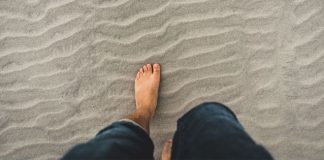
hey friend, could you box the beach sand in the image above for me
[0,0,324,159]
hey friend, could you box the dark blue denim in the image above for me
[171,102,273,160]
[62,102,273,160]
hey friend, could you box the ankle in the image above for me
[135,109,153,120]
[126,110,151,134]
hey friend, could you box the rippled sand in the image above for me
[0,0,324,159]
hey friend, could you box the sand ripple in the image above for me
[0,0,324,159]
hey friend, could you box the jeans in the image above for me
[62,102,273,160]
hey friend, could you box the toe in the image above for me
[138,67,144,77]
[153,63,160,74]
[143,65,148,72]
[136,71,140,80]
[147,64,152,73]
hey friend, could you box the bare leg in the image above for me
[126,63,160,134]
[126,63,171,160]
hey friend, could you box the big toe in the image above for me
[153,64,160,76]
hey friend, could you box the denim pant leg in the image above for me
[61,121,154,160]
[171,102,273,160]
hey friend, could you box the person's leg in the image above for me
[125,63,160,134]
[61,64,161,160]
[167,102,273,160]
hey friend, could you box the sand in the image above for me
[0,0,324,159]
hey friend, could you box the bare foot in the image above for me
[135,64,160,119]
[162,139,172,160]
